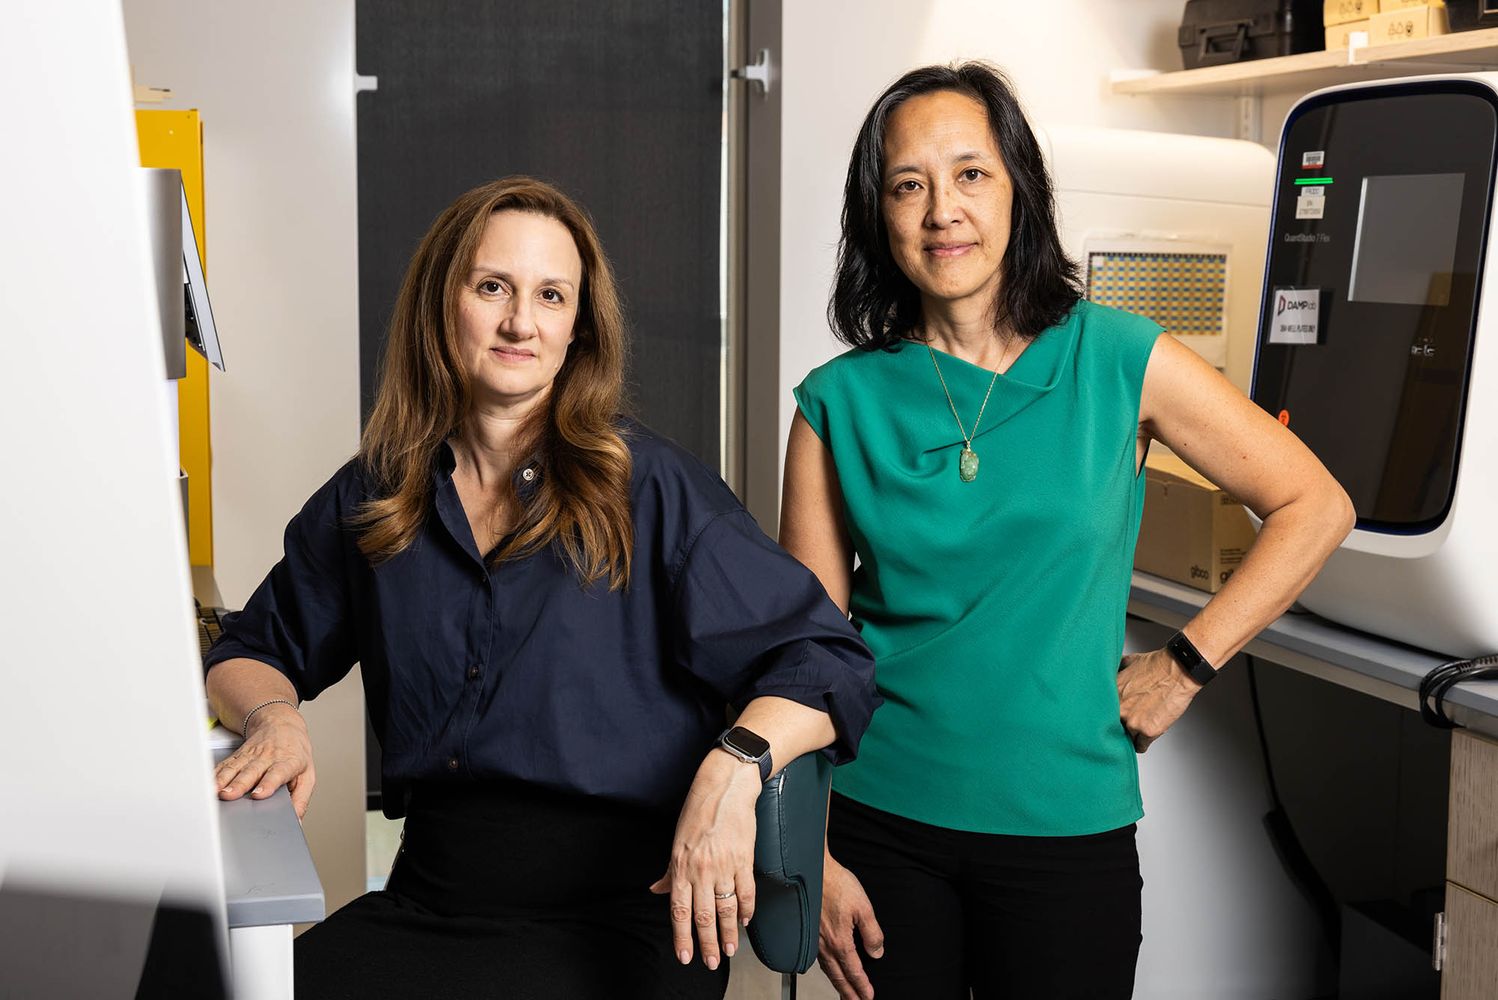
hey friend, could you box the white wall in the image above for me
[120,0,368,918]
[775,0,1239,461]
[1262,89,1304,150]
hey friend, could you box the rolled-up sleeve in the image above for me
[671,509,880,764]
[204,481,358,703]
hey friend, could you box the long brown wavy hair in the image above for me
[354,177,633,589]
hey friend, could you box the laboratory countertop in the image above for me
[1128,571,1498,741]
[207,724,324,929]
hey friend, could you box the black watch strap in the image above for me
[1166,630,1217,687]
[717,726,773,782]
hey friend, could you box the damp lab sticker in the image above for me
[1269,288,1321,345]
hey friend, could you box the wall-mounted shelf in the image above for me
[133,84,172,103]
[1113,27,1498,98]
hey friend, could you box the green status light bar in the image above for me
[1295,177,1334,186]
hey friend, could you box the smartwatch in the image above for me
[717,726,773,783]
[1166,630,1218,687]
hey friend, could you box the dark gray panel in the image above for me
[355,0,724,463]
[1254,660,1448,909]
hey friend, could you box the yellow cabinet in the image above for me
[136,109,212,568]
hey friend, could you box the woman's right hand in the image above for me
[818,852,884,1000]
[213,704,317,819]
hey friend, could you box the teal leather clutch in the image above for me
[747,751,833,974]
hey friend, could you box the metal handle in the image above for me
[731,47,772,97]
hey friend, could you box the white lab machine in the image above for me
[1042,127,1276,392]
[1250,75,1498,659]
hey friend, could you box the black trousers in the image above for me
[826,792,1142,1000]
[294,780,728,1000]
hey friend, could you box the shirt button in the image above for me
[522,467,536,483]
[467,665,481,681]
[446,757,460,771]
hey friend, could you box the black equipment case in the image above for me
[1447,1,1498,33]
[1178,0,1322,69]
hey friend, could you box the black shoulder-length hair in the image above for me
[829,62,1082,351]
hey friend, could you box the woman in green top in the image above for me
[781,63,1354,1000]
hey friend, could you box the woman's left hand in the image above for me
[1117,649,1204,753]
[650,749,762,971]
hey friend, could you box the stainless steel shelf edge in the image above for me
[1128,571,1498,740]
[211,740,326,928]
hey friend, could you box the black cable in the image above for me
[1418,653,1498,728]
[1247,655,1283,804]
[1246,655,1341,954]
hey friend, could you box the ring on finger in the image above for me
[713,889,736,900]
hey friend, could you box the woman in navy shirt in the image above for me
[205,176,879,999]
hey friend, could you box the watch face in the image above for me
[1168,633,1202,668]
[724,726,770,760]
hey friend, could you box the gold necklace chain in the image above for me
[925,336,1012,483]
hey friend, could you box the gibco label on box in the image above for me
[1135,453,1256,594]
[1270,288,1321,344]
[1302,150,1326,168]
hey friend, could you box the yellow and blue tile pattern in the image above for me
[1086,251,1227,340]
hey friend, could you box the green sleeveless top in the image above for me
[794,300,1162,836]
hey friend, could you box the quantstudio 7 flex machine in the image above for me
[1251,74,1498,659]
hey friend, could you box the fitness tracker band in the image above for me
[1166,630,1218,687]
[716,726,773,782]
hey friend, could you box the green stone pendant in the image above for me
[959,447,979,483]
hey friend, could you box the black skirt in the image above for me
[294,780,729,1000]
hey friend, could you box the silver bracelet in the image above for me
[241,699,298,739]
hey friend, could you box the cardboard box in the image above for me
[1326,18,1371,49]
[1369,4,1449,43]
[1379,0,1442,11]
[1325,0,1377,26]
[1135,452,1257,594]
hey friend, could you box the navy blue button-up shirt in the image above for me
[206,421,879,817]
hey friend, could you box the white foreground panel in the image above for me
[0,0,229,991]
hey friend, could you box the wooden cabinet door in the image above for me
[1443,883,1498,1000]
[1449,730,1498,901]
